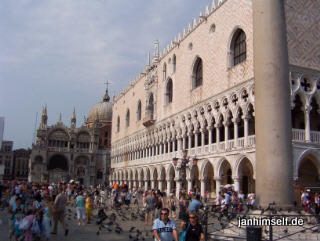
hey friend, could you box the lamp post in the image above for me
[172,150,198,190]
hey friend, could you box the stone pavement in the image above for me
[0,203,156,241]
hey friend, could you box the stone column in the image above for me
[187,178,193,192]
[194,131,199,147]
[159,180,163,192]
[215,177,221,195]
[167,180,172,196]
[178,137,182,151]
[128,180,132,190]
[224,122,229,142]
[305,106,311,142]
[188,133,192,149]
[215,124,220,148]
[233,118,238,147]
[144,180,148,191]
[159,143,163,155]
[172,139,176,152]
[243,116,249,146]
[253,0,293,207]
[175,179,181,198]
[208,126,213,146]
[201,129,205,147]
[151,179,155,190]
[233,177,240,192]
[200,179,206,198]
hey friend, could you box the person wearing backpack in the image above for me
[180,212,204,241]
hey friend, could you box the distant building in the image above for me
[0,117,4,147]
[0,141,14,180]
[13,149,31,181]
[29,88,112,186]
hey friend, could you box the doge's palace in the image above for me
[110,0,320,203]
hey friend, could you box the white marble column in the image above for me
[243,116,249,146]
[167,180,172,196]
[200,179,206,198]
[305,106,311,142]
[175,179,181,198]
[128,180,132,190]
[160,143,163,154]
[233,118,239,147]
[178,138,182,151]
[151,180,155,190]
[159,180,164,192]
[201,129,205,146]
[224,122,229,142]
[215,177,222,195]
[253,0,293,207]
[194,131,199,147]
[233,177,240,192]
[208,126,213,146]
[215,124,220,148]
[172,139,176,152]
[144,181,148,191]
[187,178,193,192]
[188,134,192,149]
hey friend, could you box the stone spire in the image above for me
[71,107,76,128]
[39,105,47,129]
[153,40,159,62]
[58,113,62,124]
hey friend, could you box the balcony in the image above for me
[143,114,156,127]
[112,130,320,169]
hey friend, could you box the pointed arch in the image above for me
[191,56,203,89]
[137,100,142,121]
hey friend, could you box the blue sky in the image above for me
[0,0,213,149]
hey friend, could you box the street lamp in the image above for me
[172,150,199,190]
[172,150,198,170]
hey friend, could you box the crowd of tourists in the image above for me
[4,179,313,241]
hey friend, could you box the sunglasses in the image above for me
[189,216,196,219]
[161,213,168,215]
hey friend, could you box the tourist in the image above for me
[52,187,68,236]
[153,208,179,241]
[145,191,155,225]
[179,194,189,220]
[183,212,205,241]
[189,194,202,214]
[41,197,54,241]
[167,193,176,218]
[155,190,165,219]
[85,193,93,223]
[76,191,86,226]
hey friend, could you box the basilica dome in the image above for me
[87,89,113,123]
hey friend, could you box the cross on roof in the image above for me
[301,78,311,91]
[104,80,111,90]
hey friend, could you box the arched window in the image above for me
[117,116,120,132]
[192,57,203,89]
[137,100,142,121]
[163,63,167,81]
[165,78,173,104]
[232,29,246,66]
[147,93,154,116]
[172,55,176,73]
[126,109,130,127]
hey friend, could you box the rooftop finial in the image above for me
[103,80,111,102]
[153,40,159,62]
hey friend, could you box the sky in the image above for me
[0,0,213,149]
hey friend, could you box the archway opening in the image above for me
[238,158,255,195]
